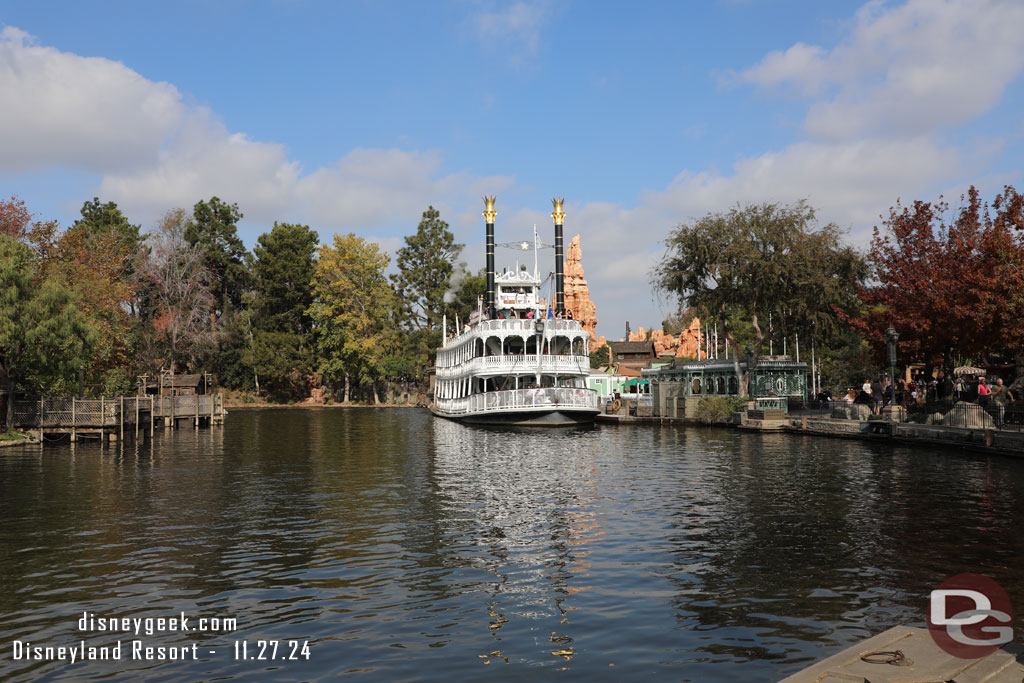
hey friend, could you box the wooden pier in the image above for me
[10,394,225,442]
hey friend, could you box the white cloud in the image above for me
[472,1,550,59]
[99,109,301,226]
[0,26,184,174]
[738,0,1024,140]
[0,26,514,238]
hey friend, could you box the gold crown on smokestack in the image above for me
[551,197,565,225]
[482,195,497,223]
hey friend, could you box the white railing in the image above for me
[436,354,591,378]
[435,387,598,415]
[470,318,585,335]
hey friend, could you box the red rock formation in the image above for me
[563,234,601,345]
[627,319,704,358]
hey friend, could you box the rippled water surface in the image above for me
[2,408,1024,681]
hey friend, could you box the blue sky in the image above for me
[2,0,1023,339]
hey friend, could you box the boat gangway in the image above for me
[9,394,225,442]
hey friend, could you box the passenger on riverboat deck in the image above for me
[526,310,534,319]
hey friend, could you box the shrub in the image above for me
[695,396,736,425]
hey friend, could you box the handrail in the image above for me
[435,387,598,415]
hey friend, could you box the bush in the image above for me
[695,396,740,425]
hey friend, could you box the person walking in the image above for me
[991,378,1010,426]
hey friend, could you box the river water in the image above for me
[1,408,1023,681]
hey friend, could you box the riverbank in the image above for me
[225,401,422,409]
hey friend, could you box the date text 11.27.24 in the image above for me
[234,640,311,660]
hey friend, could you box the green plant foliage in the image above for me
[311,233,398,403]
[185,197,250,316]
[694,396,741,425]
[251,222,319,335]
[392,206,463,330]
[0,235,95,424]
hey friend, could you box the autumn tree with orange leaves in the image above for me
[857,185,1024,382]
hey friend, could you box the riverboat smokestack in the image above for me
[551,197,565,315]
[483,196,497,318]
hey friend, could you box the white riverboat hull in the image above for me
[430,405,598,427]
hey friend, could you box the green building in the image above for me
[643,356,808,418]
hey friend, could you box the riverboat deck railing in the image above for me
[436,387,599,415]
[445,318,586,346]
[435,354,590,378]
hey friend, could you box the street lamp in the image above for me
[744,345,755,398]
[885,326,900,411]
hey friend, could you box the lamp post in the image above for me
[744,345,755,398]
[885,326,900,410]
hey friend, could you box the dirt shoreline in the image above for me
[225,402,424,410]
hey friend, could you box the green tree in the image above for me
[72,198,144,258]
[446,265,487,325]
[252,222,319,335]
[0,235,95,425]
[392,206,463,330]
[240,330,313,401]
[185,197,249,328]
[311,233,397,403]
[589,344,610,369]
[653,201,866,393]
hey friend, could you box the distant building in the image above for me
[140,373,207,397]
[607,341,656,372]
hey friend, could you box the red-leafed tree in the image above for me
[0,195,31,241]
[856,185,1024,379]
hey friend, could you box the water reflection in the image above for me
[1,409,1023,681]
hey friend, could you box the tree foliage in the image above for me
[0,195,32,242]
[0,235,95,424]
[392,206,463,330]
[42,227,135,389]
[856,185,1024,376]
[446,265,487,325]
[311,233,397,402]
[653,201,867,391]
[251,222,319,335]
[185,197,249,320]
[143,209,215,371]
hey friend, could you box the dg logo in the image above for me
[928,574,1014,658]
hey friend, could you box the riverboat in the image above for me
[430,197,599,426]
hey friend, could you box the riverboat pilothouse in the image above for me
[431,197,599,426]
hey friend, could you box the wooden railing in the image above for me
[9,394,223,428]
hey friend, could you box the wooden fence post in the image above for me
[39,397,44,442]
[150,396,154,438]
[194,394,199,429]
[119,396,124,442]
[71,397,76,442]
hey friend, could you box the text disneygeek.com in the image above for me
[9,612,311,664]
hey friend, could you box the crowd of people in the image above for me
[840,375,1016,409]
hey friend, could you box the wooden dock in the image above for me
[781,625,1024,682]
[9,394,225,442]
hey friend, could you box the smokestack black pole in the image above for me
[483,196,496,318]
[552,198,566,315]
